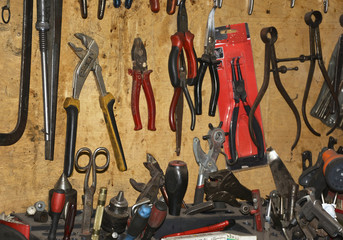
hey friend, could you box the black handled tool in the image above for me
[141,200,168,240]
[165,160,188,216]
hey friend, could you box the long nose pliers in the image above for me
[64,33,127,177]
[229,58,264,165]
[194,0,222,117]
[168,0,198,155]
[128,37,156,131]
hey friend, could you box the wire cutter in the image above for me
[63,33,126,177]
[168,0,197,155]
[229,58,264,165]
[128,37,156,131]
[75,147,110,239]
[194,0,222,117]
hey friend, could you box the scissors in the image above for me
[75,147,110,239]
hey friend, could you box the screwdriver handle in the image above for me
[165,160,188,216]
[63,202,76,240]
[125,204,151,240]
[49,189,66,240]
[99,93,127,171]
[63,97,80,177]
[125,0,133,9]
[141,200,167,240]
[113,0,121,8]
[150,0,159,12]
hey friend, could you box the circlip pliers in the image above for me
[229,58,264,165]
[194,0,222,117]
[128,37,156,131]
[64,33,127,177]
[168,0,198,155]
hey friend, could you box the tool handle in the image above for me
[182,84,195,130]
[208,63,219,116]
[125,204,151,240]
[183,31,198,85]
[168,33,183,88]
[63,203,76,240]
[166,0,177,15]
[141,201,167,240]
[150,0,159,13]
[129,69,143,130]
[162,220,231,238]
[194,59,207,115]
[125,0,133,9]
[80,0,87,18]
[193,185,205,205]
[243,103,264,159]
[63,97,80,177]
[99,93,127,171]
[142,70,156,131]
[113,0,121,8]
[169,87,182,131]
[49,189,66,240]
[165,160,188,216]
[228,105,239,164]
[98,0,106,19]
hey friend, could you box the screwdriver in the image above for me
[124,204,151,240]
[165,160,188,216]
[141,200,167,240]
[48,189,66,240]
[63,202,76,240]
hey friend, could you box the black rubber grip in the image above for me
[208,63,219,116]
[64,105,79,177]
[113,0,121,8]
[194,60,207,115]
[125,0,133,9]
[193,186,205,205]
[168,45,180,88]
[244,104,264,160]
[228,106,239,164]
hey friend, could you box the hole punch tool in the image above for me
[0,0,33,145]
[128,38,156,131]
[1,0,10,23]
[249,27,301,151]
[80,0,107,19]
[64,33,127,177]
[168,0,197,155]
[194,0,222,117]
[75,147,110,239]
[229,57,264,164]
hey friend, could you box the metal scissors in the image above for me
[1,0,10,24]
[75,147,110,239]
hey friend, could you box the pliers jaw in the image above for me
[69,33,99,99]
[131,38,148,72]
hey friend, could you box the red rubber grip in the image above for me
[150,0,160,13]
[142,70,156,131]
[51,190,66,213]
[169,87,182,131]
[183,31,197,80]
[129,69,143,130]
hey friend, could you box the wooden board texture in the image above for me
[0,0,342,213]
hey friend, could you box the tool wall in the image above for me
[0,0,342,216]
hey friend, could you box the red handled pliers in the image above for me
[128,38,156,131]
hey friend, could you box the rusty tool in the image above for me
[150,0,159,13]
[0,0,33,146]
[249,26,301,151]
[64,33,126,176]
[128,38,156,131]
[75,147,110,239]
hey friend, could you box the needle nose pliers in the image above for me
[229,57,264,165]
[128,37,156,131]
[64,33,126,177]
[194,0,221,117]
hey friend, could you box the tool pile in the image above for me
[0,0,342,240]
